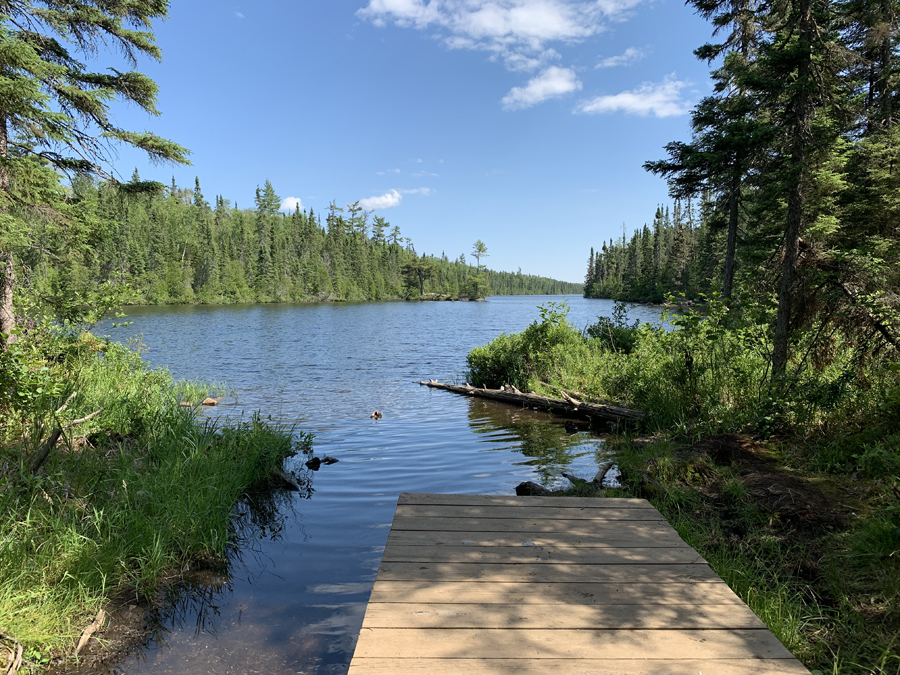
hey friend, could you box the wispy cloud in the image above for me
[357,0,647,73]
[595,46,644,68]
[235,11,244,18]
[280,196,304,211]
[575,74,691,117]
[502,66,582,110]
[376,168,401,175]
[359,187,433,210]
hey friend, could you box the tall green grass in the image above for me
[0,335,305,670]
[610,438,900,674]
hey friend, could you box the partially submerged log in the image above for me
[418,381,644,426]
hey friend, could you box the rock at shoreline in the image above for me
[201,397,218,406]
[515,481,552,496]
[305,457,321,470]
[322,456,339,465]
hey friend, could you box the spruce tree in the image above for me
[0,1,189,345]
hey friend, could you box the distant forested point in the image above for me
[583,201,712,304]
[24,177,581,307]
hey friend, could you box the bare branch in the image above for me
[55,391,77,414]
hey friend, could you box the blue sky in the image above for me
[112,0,715,283]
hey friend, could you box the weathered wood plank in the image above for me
[376,562,718,583]
[348,658,811,675]
[395,504,666,521]
[390,517,669,533]
[381,545,707,565]
[349,495,810,675]
[368,580,745,605]
[353,628,796,660]
[386,530,691,549]
[360,602,765,629]
[398,493,654,509]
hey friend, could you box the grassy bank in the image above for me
[604,435,900,674]
[467,301,900,674]
[0,332,306,673]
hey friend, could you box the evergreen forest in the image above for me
[584,201,713,303]
[583,0,900,382]
[22,175,580,311]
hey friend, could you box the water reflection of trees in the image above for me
[466,399,604,484]
[147,470,315,644]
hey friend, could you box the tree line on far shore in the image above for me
[20,176,580,311]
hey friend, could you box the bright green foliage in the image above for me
[0,335,305,667]
[0,0,189,348]
[468,298,899,436]
[467,301,584,391]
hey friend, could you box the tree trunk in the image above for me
[772,0,814,381]
[0,113,16,348]
[722,168,741,301]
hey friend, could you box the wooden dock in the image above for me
[348,493,811,675]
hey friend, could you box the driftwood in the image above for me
[593,461,615,487]
[0,632,23,675]
[418,381,644,426]
[74,609,107,656]
[29,407,104,476]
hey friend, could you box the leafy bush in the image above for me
[584,301,641,353]
[466,296,892,436]
[467,301,583,390]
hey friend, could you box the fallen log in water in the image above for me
[417,381,644,426]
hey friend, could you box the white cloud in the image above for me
[359,187,433,210]
[280,196,304,211]
[575,75,691,117]
[376,168,401,175]
[595,46,644,68]
[357,0,647,73]
[502,66,582,110]
[360,189,403,210]
[235,11,244,18]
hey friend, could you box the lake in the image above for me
[109,295,663,675]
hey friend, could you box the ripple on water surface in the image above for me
[106,296,662,675]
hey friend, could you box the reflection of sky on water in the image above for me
[105,296,661,675]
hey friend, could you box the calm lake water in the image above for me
[108,295,663,675]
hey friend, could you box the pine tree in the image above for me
[0,1,189,345]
